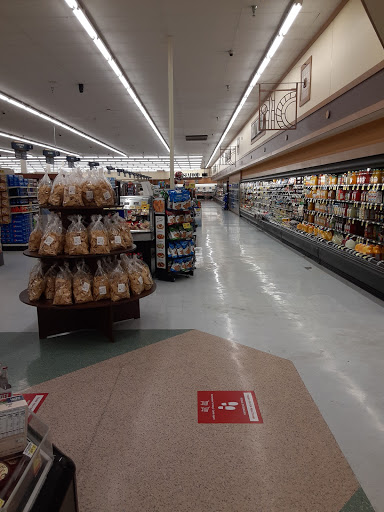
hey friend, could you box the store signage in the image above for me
[184,172,201,178]
[197,391,262,424]
[66,156,81,168]
[11,142,33,160]
[43,149,60,165]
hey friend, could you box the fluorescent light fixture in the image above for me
[73,7,97,39]
[0,91,126,156]
[0,148,14,154]
[267,35,283,59]
[64,0,170,153]
[0,131,81,157]
[206,1,302,167]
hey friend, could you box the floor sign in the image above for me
[197,391,263,424]
[22,393,48,413]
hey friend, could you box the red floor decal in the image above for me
[197,391,263,424]
[22,393,48,413]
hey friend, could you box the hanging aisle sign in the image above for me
[197,391,263,424]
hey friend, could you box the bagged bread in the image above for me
[39,213,63,256]
[49,168,66,206]
[94,168,115,206]
[110,261,130,301]
[65,215,89,255]
[63,167,84,207]
[104,216,125,251]
[37,169,52,206]
[53,263,73,305]
[93,259,110,301]
[89,214,110,254]
[28,261,46,302]
[44,264,58,300]
[133,255,153,291]
[121,254,144,295]
[112,213,133,248]
[73,260,93,304]
[28,215,44,252]
[82,168,97,206]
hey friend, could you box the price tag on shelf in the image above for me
[183,222,191,229]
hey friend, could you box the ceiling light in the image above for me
[0,131,81,157]
[0,92,126,156]
[0,148,14,154]
[206,1,302,167]
[64,0,169,153]
[73,7,97,39]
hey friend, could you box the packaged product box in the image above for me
[0,396,28,458]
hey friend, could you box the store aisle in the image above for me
[1,201,384,510]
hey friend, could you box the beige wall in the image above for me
[212,0,384,174]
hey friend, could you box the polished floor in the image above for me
[27,331,371,512]
[1,202,384,510]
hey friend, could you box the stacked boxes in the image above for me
[1,214,32,245]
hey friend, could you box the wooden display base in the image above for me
[19,284,156,342]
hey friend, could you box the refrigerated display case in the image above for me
[239,159,384,298]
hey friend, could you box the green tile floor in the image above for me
[0,329,189,391]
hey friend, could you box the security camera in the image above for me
[78,83,84,93]
[228,50,234,57]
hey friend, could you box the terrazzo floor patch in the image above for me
[0,329,189,390]
[25,330,372,512]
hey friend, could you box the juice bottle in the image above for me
[351,171,357,184]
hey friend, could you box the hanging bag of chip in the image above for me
[53,262,73,305]
[65,215,89,255]
[110,261,130,301]
[49,168,66,206]
[82,168,97,206]
[132,255,153,291]
[89,214,110,254]
[92,259,110,301]
[73,260,93,304]
[44,263,58,300]
[37,169,52,206]
[94,168,115,206]
[38,212,63,256]
[28,261,46,302]
[28,214,44,252]
[112,213,133,248]
[104,216,124,251]
[63,167,84,207]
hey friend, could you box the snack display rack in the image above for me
[239,159,384,297]
[154,190,195,282]
[20,194,156,343]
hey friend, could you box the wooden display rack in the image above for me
[20,204,156,342]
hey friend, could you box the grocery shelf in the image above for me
[23,245,137,259]
[240,212,384,298]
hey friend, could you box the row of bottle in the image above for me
[304,169,384,187]
[304,214,384,241]
[309,202,384,222]
[306,188,383,202]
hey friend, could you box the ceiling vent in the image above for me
[185,135,208,141]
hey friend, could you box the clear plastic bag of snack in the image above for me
[104,216,124,251]
[37,169,52,206]
[82,168,97,206]
[28,261,46,302]
[63,167,84,207]
[110,261,130,301]
[65,215,89,255]
[167,211,176,225]
[94,168,115,206]
[112,213,133,248]
[49,168,66,206]
[53,263,73,305]
[73,260,93,304]
[89,214,110,254]
[93,259,110,301]
[123,256,144,295]
[28,215,44,252]
[44,263,58,300]
[132,255,153,291]
[39,213,63,256]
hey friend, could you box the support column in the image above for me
[168,36,175,189]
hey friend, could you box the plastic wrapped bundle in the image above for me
[37,170,52,206]
[49,168,66,206]
[73,260,93,304]
[93,259,110,301]
[28,261,46,302]
[38,213,63,256]
[28,215,44,252]
[53,263,73,305]
[65,215,89,255]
